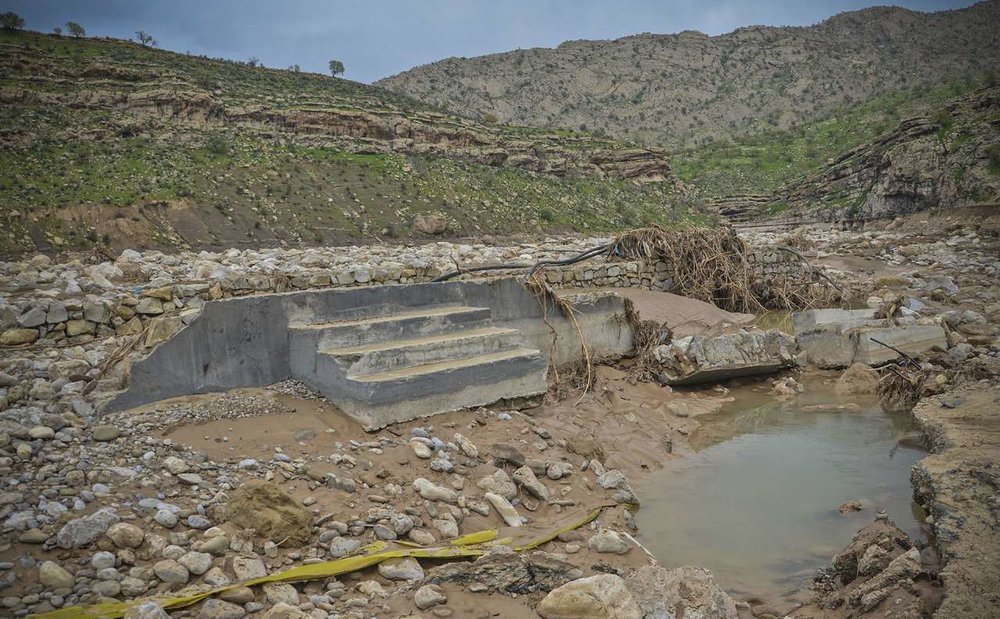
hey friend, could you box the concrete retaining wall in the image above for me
[109,278,633,411]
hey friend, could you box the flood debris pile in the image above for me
[610,225,838,313]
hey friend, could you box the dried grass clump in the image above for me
[525,271,595,399]
[877,364,928,413]
[622,297,671,383]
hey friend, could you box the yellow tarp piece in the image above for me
[30,504,613,619]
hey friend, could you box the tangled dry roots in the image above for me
[877,364,928,413]
[610,225,838,312]
[524,271,595,399]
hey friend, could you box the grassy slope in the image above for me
[0,31,690,254]
[672,80,987,199]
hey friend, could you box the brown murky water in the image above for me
[635,387,926,602]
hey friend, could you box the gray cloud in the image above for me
[3,0,978,83]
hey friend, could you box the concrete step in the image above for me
[330,347,548,428]
[290,305,493,348]
[350,347,543,383]
[321,326,524,376]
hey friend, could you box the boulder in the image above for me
[625,565,738,619]
[836,363,880,394]
[227,479,313,546]
[537,574,642,619]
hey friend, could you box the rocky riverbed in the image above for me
[1,210,998,619]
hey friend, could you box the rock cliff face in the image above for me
[766,86,999,221]
[378,1,1000,149]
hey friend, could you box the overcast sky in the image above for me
[3,0,979,83]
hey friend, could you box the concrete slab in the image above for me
[795,307,948,368]
[653,330,798,386]
[854,325,948,366]
[792,308,880,335]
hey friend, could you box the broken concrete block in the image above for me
[854,325,947,366]
[653,329,798,385]
[795,308,948,368]
[792,308,881,335]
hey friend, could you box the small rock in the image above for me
[413,478,457,502]
[485,492,523,527]
[414,584,448,610]
[38,561,75,590]
[378,557,424,581]
[588,529,631,555]
[410,440,433,459]
[513,466,549,501]
[29,426,56,440]
[152,559,189,584]
[329,537,362,558]
[106,522,145,548]
[91,425,122,442]
[178,551,213,575]
[198,599,246,619]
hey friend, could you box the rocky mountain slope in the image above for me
[0,31,687,255]
[377,1,1000,149]
[757,84,1000,221]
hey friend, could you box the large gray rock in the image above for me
[55,508,120,549]
[537,574,642,619]
[625,566,738,619]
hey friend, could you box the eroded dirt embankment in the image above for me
[911,381,1000,618]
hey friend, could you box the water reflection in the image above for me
[635,388,926,601]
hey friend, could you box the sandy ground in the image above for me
[591,287,756,337]
[152,367,735,618]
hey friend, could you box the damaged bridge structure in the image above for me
[109,278,633,429]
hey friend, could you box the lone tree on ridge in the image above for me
[66,22,85,38]
[135,30,157,47]
[0,12,25,30]
[328,59,345,77]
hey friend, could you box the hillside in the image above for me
[674,78,989,199]
[0,31,688,255]
[761,84,1000,221]
[377,1,1000,150]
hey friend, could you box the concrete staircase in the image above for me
[289,303,548,429]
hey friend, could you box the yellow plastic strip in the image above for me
[30,503,613,619]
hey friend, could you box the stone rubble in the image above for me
[0,211,997,618]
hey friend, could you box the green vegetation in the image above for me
[0,133,687,253]
[673,80,985,198]
[0,29,700,253]
[0,11,24,31]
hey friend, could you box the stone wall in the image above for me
[0,240,805,353]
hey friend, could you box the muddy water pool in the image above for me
[634,387,926,601]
